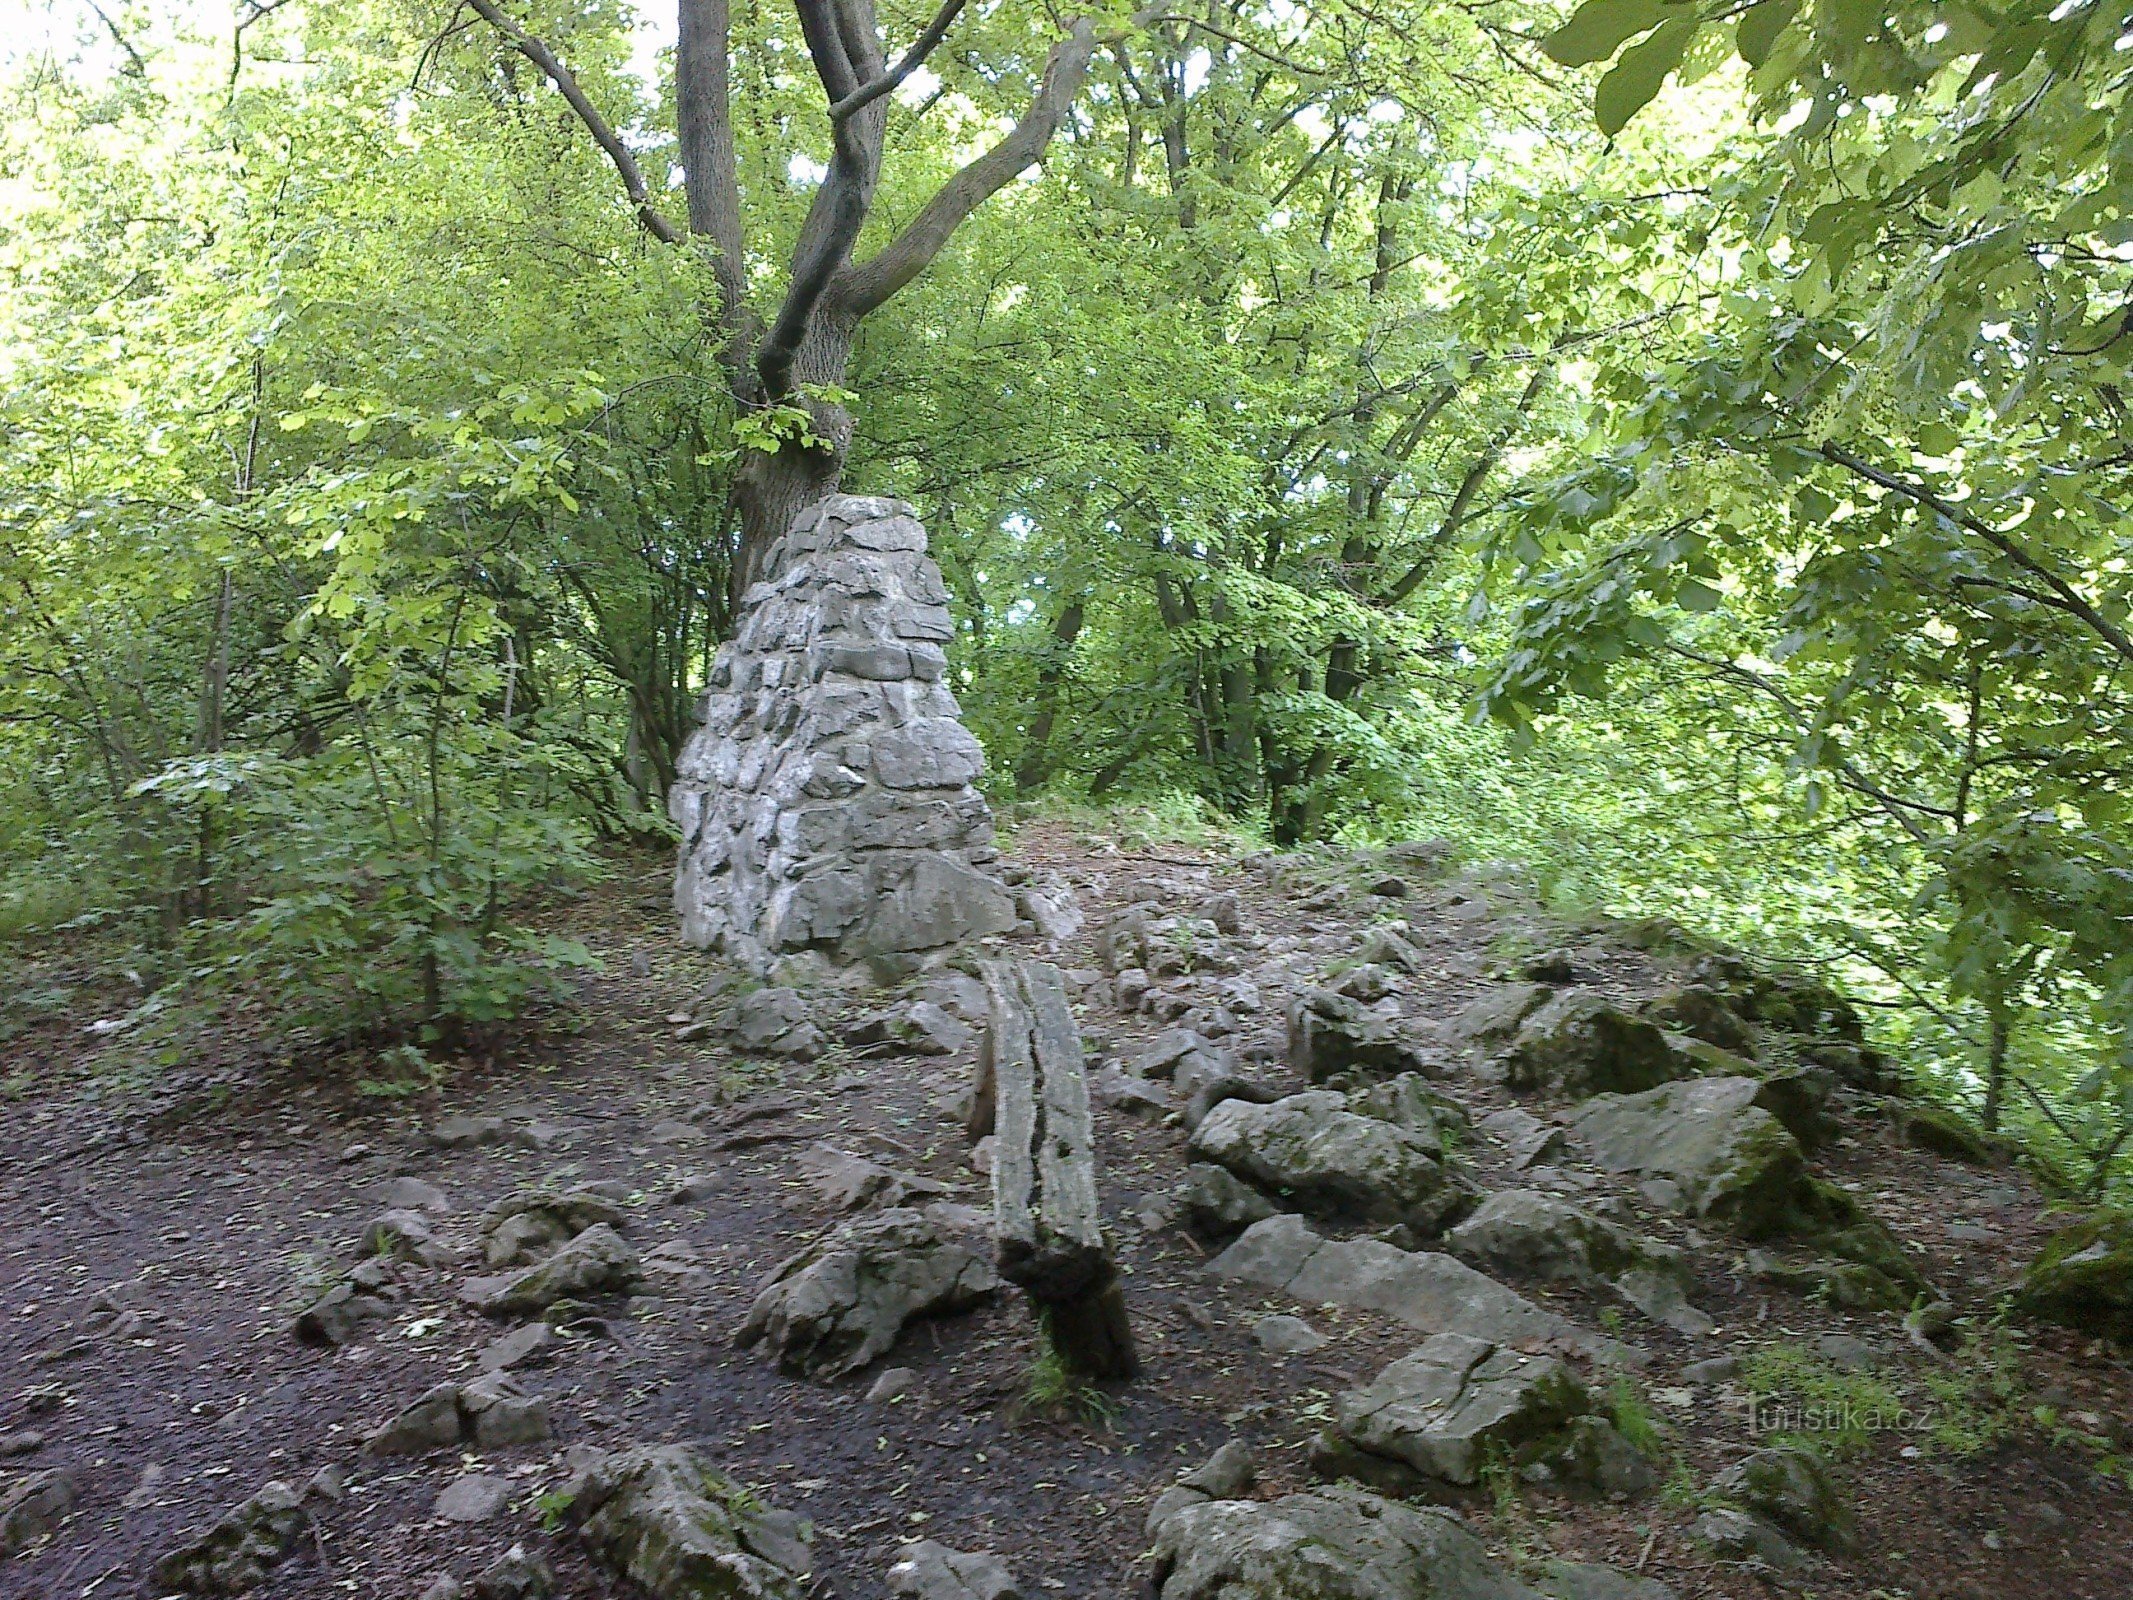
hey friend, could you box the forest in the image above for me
[6,0,2129,1194]
[4,4,2133,1599]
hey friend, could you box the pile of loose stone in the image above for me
[667,495,1020,971]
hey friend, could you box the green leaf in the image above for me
[1677,578,1722,612]
[1734,0,1800,68]
[1595,15,1697,137]
[1542,0,1669,67]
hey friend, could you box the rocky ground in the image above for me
[2,820,2131,1600]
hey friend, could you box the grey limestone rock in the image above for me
[1180,1162,1281,1237]
[1690,1508,1809,1571]
[1476,1106,1565,1169]
[1090,1063,1174,1122]
[477,1183,628,1268]
[1210,1214,1625,1364]
[471,1545,554,1600]
[291,1278,391,1348]
[886,1540,1024,1600]
[1254,1313,1329,1355]
[478,1321,553,1372]
[563,1444,809,1599]
[735,1204,999,1377]
[435,1474,513,1523]
[842,999,973,1057]
[1502,991,1693,1098]
[1189,1089,1476,1233]
[365,1373,552,1455]
[795,1142,947,1212]
[669,497,1014,969]
[382,1175,454,1213]
[466,1222,641,1314]
[1144,1440,1258,1540]
[1521,1415,1661,1496]
[1710,1445,1856,1553]
[1568,1078,1845,1239]
[1138,1029,1277,1130]
[1356,923,1426,974]
[1446,1190,1688,1291]
[149,1479,311,1595]
[1318,1332,1591,1488]
[358,1207,441,1263]
[0,1466,77,1555]
[1149,1482,1547,1600]
[2018,1207,2133,1342]
[1451,982,1554,1045]
[431,1113,505,1148]
[1286,985,1426,1083]
[1537,1562,1677,1600]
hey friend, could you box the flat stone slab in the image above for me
[887,1539,1024,1599]
[1567,1077,1841,1239]
[736,1204,1000,1377]
[435,1473,512,1523]
[1209,1215,1632,1365]
[1190,1090,1473,1232]
[1150,1483,1548,1599]
[1331,1331,1588,1486]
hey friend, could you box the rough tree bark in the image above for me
[972,959,1138,1380]
[470,0,1109,583]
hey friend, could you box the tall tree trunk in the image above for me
[731,314,858,591]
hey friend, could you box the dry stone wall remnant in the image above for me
[669,496,1016,970]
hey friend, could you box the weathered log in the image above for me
[978,958,1139,1379]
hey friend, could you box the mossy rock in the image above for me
[1896,1103,2007,1166]
[2018,1210,2133,1342]
[1641,984,1755,1054]
[1745,1248,1917,1313]
[1571,1077,1844,1240]
[1711,1445,1857,1554]
[1502,991,1694,1098]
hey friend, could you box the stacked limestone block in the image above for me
[669,496,1017,970]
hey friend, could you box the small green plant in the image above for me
[530,1488,576,1531]
[356,1043,444,1098]
[1478,1440,1522,1519]
[1022,1320,1120,1426]
[1919,1328,2026,1457]
[1609,1375,1665,1456]
[1659,1458,1702,1508]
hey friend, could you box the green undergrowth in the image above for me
[1020,1318,1121,1428]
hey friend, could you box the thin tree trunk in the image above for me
[1983,1003,2011,1132]
[1016,596,1086,794]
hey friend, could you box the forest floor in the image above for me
[3,819,2131,1600]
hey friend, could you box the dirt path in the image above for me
[2,823,2129,1599]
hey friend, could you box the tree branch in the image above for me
[676,0,753,391]
[835,17,1104,321]
[463,0,682,245]
[1819,442,2133,667]
[1382,365,1549,606]
[1663,642,1948,844]
[754,0,887,401]
[86,0,147,77]
[831,0,968,122]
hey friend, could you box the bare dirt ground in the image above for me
[2,819,2130,1599]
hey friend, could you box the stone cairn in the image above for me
[668,495,1017,971]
